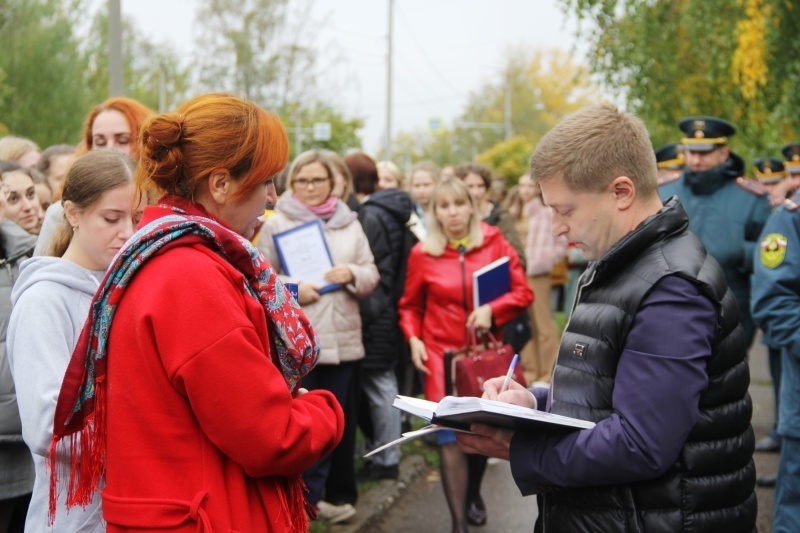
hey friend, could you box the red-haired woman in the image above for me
[49,93,344,532]
[35,97,155,255]
[78,97,154,158]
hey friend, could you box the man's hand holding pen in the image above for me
[455,368,536,460]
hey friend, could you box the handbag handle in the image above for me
[466,325,501,357]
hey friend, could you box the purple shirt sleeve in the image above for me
[531,387,550,411]
[510,275,716,495]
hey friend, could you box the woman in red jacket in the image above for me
[399,178,532,532]
[48,93,345,532]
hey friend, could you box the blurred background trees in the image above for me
[2,0,797,174]
[0,0,91,147]
[0,0,358,156]
[558,0,800,165]
[389,47,601,184]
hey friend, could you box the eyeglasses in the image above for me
[293,177,329,188]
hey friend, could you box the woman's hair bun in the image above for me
[140,112,186,194]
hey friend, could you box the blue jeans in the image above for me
[361,367,402,466]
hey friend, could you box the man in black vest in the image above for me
[457,104,756,532]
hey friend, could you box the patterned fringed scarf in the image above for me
[48,197,321,531]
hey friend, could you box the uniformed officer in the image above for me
[660,116,772,345]
[754,157,790,206]
[752,156,789,462]
[752,190,800,531]
[782,142,800,195]
[654,142,684,186]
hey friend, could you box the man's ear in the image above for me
[207,169,233,204]
[63,200,79,229]
[611,176,635,210]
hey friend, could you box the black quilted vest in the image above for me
[542,198,756,533]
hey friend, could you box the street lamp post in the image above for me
[108,0,124,96]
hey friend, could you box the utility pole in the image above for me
[504,71,512,140]
[158,61,167,112]
[294,106,303,156]
[385,0,394,159]
[108,0,124,96]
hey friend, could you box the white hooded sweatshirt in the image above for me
[7,256,105,532]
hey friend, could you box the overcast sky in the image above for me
[120,0,584,153]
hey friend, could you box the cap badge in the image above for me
[794,154,800,162]
[695,130,705,139]
[764,166,772,175]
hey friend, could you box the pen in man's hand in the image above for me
[499,353,520,394]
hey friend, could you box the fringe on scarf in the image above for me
[47,378,107,525]
[279,475,314,532]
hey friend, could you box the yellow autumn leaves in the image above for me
[732,0,769,101]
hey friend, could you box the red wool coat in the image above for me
[101,212,344,532]
[398,224,534,401]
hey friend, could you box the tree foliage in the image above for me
[195,0,362,156]
[281,102,364,160]
[476,136,534,184]
[195,0,316,108]
[82,5,192,114]
[0,0,90,147]
[391,47,601,175]
[0,0,193,148]
[0,0,362,155]
[559,0,800,165]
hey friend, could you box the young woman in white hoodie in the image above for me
[7,149,143,532]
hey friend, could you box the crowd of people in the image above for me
[0,93,798,533]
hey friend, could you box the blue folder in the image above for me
[472,256,510,309]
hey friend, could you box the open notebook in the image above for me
[365,395,595,458]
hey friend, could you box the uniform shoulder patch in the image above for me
[760,233,788,269]
[735,177,768,197]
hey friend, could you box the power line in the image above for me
[395,3,464,98]
[393,54,468,105]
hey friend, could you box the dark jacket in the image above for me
[357,189,416,369]
[544,198,756,532]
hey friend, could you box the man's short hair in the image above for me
[529,104,658,199]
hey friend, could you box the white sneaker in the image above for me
[317,501,356,524]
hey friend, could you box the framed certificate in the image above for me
[272,220,343,294]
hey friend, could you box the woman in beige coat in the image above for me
[257,149,378,523]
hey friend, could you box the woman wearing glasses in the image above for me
[257,149,379,524]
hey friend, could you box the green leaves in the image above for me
[560,0,800,166]
[0,0,361,156]
[0,0,90,147]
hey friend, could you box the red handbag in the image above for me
[444,328,526,398]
